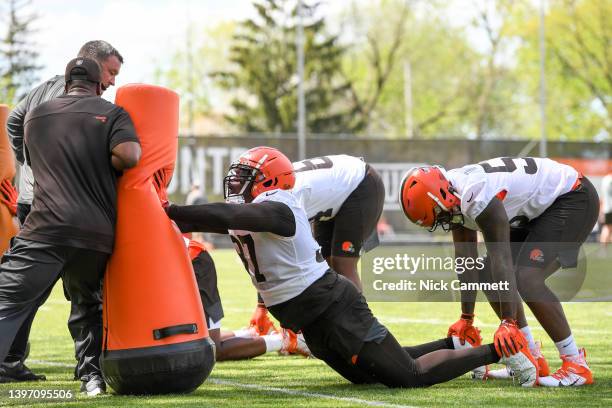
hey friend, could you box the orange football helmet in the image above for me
[399,166,462,231]
[224,146,295,203]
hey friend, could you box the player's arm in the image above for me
[475,197,526,357]
[448,225,481,344]
[451,225,479,316]
[167,201,296,237]
[111,142,141,170]
[474,198,516,319]
[109,108,141,171]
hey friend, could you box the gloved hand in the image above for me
[249,302,278,335]
[448,313,482,346]
[494,318,526,358]
[0,179,18,216]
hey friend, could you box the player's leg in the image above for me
[0,238,65,376]
[403,337,454,358]
[328,165,385,291]
[308,345,377,384]
[516,177,599,386]
[62,248,108,395]
[356,332,500,388]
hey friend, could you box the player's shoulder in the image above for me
[253,189,298,206]
[447,164,487,190]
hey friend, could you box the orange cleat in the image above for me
[279,329,311,357]
[248,303,279,336]
[531,341,550,377]
[539,348,593,387]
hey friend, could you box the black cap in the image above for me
[65,57,101,83]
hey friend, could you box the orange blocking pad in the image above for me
[0,105,17,253]
[101,84,214,395]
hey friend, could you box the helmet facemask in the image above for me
[224,163,260,204]
[428,185,464,232]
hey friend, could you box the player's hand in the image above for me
[153,169,170,207]
[0,179,18,216]
[249,303,277,335]
[493,319,526,358]
[447,313,480,346]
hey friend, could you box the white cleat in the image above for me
[486,366,513,380]
[501,348,538,387]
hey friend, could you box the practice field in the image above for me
[0,249,610,407]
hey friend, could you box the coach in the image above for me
[0,57,140,396]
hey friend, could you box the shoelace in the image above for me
[552,367,570,380]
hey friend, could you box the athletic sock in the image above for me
[262,334,283,352]
[520,326,537,353]
[451,336,462,350]
[233,328,256,338]
[555,334,579,356]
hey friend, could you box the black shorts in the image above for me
[605,212,612,225]
[192,251,224,325]
[313,165,385,258]
[268,271,387,361]
[512,176,599,269]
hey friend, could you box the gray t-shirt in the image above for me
[7,75,66,204]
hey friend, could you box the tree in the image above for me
[339,0,488,138]
[0,0,41,105]
[213,0,357,134]
[154,21,235,134]
[514,0,611,140]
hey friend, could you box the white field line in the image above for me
[28,360,417,408]
[208,378,417,408]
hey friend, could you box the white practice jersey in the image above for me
[445,157,579,230]
[292,155,366,221]
[228,189,328,306]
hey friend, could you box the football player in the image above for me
[164,147,537,388]
[151,171,309,361]
[399,157,599,386]
[247,154,385,334]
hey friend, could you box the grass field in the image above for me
[0,248,610,407]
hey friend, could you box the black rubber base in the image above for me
[101,337,216,395]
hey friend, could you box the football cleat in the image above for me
[487,341,550,380]
[80,375,106,396]
[279,329,311,357]
[532,341,550,377]
[539,348,593,387]
[500,347,538,387]
[486,366,513,380]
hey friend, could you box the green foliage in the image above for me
[0,0,41,106]
[156,0,609,141]
[513,0,611,140]
[213,0,356,133]
[154,21,237,134]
